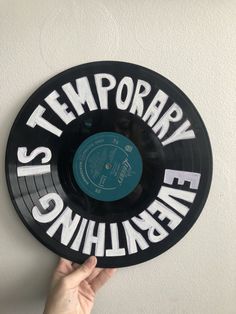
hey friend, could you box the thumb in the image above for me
[65,256,97,287]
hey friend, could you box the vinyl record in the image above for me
[5,61,212,268]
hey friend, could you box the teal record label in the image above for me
[72,132,143,201]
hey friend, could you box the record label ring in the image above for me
[5,61,212,267]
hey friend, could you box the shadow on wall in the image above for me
[0,258,53,314]
[0,91,57,313]
[1,173,56,313]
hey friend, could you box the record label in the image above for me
[73,131,143,202]
[5,61,212,267]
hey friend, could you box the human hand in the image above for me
[43,256,117,314]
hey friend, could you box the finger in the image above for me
[65,256,97,287]
[55,258,73,274]
[60,257,71,264]
[72,262,80,270]
[53,258,71,279]
[86,268,103,283]
[58,257,72,267]
[71,263,103,282]
[50,258,73,289]
[90,268,117,293]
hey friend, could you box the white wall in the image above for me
[0,1,235,313]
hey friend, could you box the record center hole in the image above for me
[105,162,112,170]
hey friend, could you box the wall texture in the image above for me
[0,1,235,313]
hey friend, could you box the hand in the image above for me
[43,256,117,314]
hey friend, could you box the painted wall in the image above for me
[0,1,235,313]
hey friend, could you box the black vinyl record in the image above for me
[5,61,212,268]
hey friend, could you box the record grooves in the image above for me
[5,61,212,267]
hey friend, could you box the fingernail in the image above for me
[84,256,97,267]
